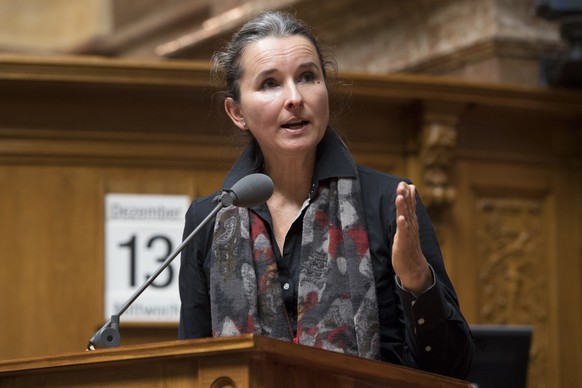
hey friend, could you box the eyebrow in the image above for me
[256,61,320,79]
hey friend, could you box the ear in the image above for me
[224,97,247,130]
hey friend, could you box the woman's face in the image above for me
[225,35,329,160]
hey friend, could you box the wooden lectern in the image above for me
[0,335,471,387]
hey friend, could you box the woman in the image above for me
[179,10,474,379]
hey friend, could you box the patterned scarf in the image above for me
[209,176,380,360]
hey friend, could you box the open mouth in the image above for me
[282,120,309,130]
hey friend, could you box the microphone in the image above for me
[87,173,274,350]
[216,173,274,207]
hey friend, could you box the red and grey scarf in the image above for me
[209,176,380,360]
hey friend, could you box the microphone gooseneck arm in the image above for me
[87,174,274,350]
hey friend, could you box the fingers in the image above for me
[395,182,420,251]
[396,182,416,224]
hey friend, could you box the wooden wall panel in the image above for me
[474,164,552,387]
[1,166,98,357]
[0,55,580,387]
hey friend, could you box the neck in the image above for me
[263,151,315,206]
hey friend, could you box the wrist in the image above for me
[398,264,433,295]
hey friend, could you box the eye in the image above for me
[298,71,316,83]
[260,78,279,89]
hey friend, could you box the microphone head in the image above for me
[228,173,274,208]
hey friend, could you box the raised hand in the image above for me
[392,182,433,295]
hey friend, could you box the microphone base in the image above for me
[87,315,121,350]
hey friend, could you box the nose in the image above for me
[284,82,303,109]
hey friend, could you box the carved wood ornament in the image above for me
[476,197,549,388]
[419,117,458,209]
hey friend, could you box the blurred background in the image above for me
[1,0,579,86]
[0,1,581,387]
